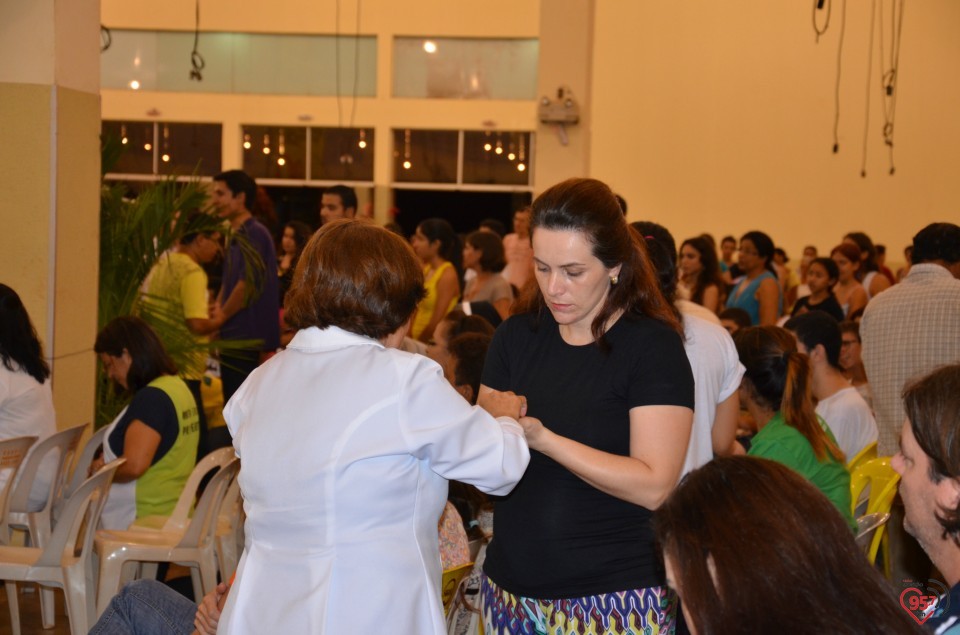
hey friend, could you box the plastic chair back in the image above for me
[36,459,124,569]
[178,458,239,550]
[57,426,109,515]
[9,423,87,517]
[0,437,38,544]
[849,456,899,518]
[441,562,473,615]
[133,446,235,533]
[846,440,878,473]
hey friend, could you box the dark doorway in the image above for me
[391,189,532,238]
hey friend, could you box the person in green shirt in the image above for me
[734,325,855,530]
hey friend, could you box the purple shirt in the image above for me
[221,217,280,350]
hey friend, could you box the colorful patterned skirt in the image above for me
[480,573,677,635]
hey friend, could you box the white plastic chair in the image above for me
[0,458,124,635]
[0,438,38,547]
[53,425,108,523]
[6,423,87,629]
[129,446,235,532]
[214,473,244,581]
[94,458,240,617]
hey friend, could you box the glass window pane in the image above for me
[102,121,156,174]
[462,131,532,186]
[393,38,538,100]
[393,130,459,183]
[310,128,375,181]
[242,125,307,180]
[157,122,222,176]
[102,30,377,97]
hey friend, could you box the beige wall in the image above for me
[590,1,960,264]
[0,1,101,430]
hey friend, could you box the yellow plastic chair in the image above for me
[441,562,473,616]
[846,441,878,473]
[850,456,900,578]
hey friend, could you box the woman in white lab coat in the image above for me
[217,219,530,635]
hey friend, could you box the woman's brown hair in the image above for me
[734,326,844,462]
[284,219,425,340]
[656,456,925,635]
[514,178,680,349]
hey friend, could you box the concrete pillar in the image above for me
[0,0,102,428]
[533,0,594,192]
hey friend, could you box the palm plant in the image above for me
[97,136,263,426]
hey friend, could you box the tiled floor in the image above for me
[0,585,72,635]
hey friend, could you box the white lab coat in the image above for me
[218,326,530,634]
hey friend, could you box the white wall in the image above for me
[590,1,960,264]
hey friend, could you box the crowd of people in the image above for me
[4,169,960,634]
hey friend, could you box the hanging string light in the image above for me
[516,134,526,172]
[161,124,171,162]
[402,129,412,169]
[262,133,271,155]
[358,129,367,149]
[494,132,503,155]
[120,124,128,145]
[483,130,492,152]
[277,129,286,166]
[243,132,251,150]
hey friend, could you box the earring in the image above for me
[610,275,619,286]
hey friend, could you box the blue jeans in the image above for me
[90,579,197,635]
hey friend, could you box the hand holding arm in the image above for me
[477,387,527,420]
[193,581,230,635]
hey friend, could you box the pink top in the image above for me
[438,502,471,569]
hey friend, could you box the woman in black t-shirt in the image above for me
[478,178,694,634]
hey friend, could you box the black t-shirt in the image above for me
[108,385,180,465]
[791,293,845,322]
[481,310,694,598]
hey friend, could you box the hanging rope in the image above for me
[190,0,205,81]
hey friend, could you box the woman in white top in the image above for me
[217,220,530,635]
[0,284,56,510]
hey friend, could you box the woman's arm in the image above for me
[711,392,740,456]
[518,405,692,510]
[113,420,162,483]
[846,285,868,318]
[756,277,781,326]
[701,284,720,314]
[416,266,460,343]
[869,272,891,297]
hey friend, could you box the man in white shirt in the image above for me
[785,311,878,461]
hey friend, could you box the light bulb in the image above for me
[121,137,128,145]
[129,80,140,90]
[402,160,412,169]
[144,143,152,151]
[161,153,170,162]
[243,141,251,149]
[484,143,492,152]
[423,41,437,54]
[494,146,503,155]
[507,152,516,161]
[263,147,271,155]
[517,163,526,172]
[277,157,286,166]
